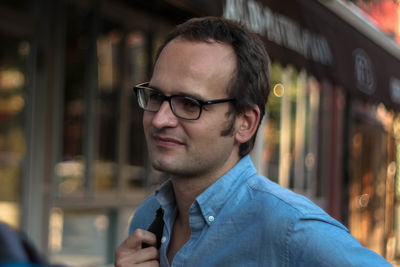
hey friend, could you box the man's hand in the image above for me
[115,229,160,267]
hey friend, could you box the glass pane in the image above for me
[261,63,298,188]
[261,64,320,196]
[285,66,299,189]
[49,208,111,266]
[347,101,392,257]
[303,76,320,195]
[57,5,156,194]
[0,34,29,228]
[57,6,89,195]
[126,31,149,190]
[261,62,283,182]
[94,22,123,192]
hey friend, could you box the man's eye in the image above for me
[181,98,200,109]
[149,91,163,101]
[174,97,200,113]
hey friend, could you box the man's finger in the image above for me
[125,229,157,249]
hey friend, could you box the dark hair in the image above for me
[156,16,270,157]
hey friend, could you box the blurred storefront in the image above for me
[223,0,400,264]
[1,0,400,266]
[0,0,208,266]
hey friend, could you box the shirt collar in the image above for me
[195,155,257,225]
[154,155,257,225]
[155,179,175,207]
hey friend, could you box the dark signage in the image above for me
[217,0,400,110]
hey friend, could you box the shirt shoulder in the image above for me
[245,174,346,229]
[244,175,391,266]
[128,194,160,234]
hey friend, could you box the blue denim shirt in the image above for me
[129,155,392,266]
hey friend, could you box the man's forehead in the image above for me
[151,38,236,98]
[161,38,236,62]
[157,39,236,76]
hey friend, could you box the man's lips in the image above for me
[152,135,185,146]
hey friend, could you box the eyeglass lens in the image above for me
[138,88,201,119]
[172,96,201,119]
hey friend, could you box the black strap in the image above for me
[142,207,164,249]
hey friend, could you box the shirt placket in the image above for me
[159,205,176,267]
[168,202,207,267]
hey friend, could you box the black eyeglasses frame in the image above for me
[133,82,235,120]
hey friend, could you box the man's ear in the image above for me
[234,106,260,144]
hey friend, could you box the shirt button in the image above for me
[161,236,167,244]
[208,215,215,222]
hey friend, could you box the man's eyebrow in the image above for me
[147,84,163,92]
[148,84,206,100]
[177,91,206,100]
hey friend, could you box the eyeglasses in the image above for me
[133,82,235,120]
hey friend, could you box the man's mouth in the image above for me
[152,134,185,147]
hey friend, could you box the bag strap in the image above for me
[142,207,164,249]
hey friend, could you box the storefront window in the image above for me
[95,25,123,191]
[260,63,283,182]
[56,6,89,195]
[50,3,170,265]
[0,34,29,228]
[347,101,396,258]
[55,4,159,196]
[260,63,320,197]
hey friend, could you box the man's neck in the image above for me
[172,177,212,223]
[170,154,240,225]
[166,150,241,264]
[167,176,216,264]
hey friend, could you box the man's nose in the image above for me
[151,100,178,128]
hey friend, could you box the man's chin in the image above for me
[152,162,167,172]
[151,158,176,173]
[150,158,193,178]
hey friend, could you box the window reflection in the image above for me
[55,160,84,195]
[59,6,155,195]
[348,101,396,257]
[53,3,172,265]
[0,35,28,228]
[60,6,88,195]
[260,63,320,196]
[95,26,122,192]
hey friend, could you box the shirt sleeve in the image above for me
[287,215,393,267]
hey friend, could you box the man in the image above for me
[115,17,392,266]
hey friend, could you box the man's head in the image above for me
[137,16,270,179]
[155,17,271,157]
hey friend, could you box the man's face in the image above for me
[143,38,240,180]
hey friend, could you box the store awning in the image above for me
[173,0,400,111]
